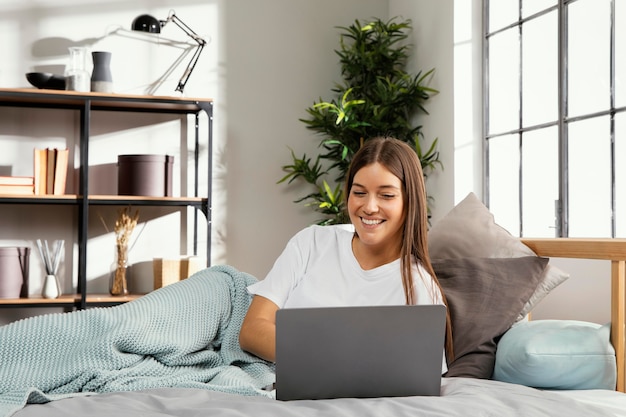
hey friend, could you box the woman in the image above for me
[239,137,453,367]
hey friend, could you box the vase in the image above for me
[42,274,61,299]
[91,51,113,93]
[64,47,90,92]
[110,244,129,296]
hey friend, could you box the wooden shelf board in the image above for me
[85,294,143,303]
[89,195,205,202]
[0,295,77,305]
[0,88,213,113]
[0,294,143,306]
[0,194,206,203]
[0,194,77,200]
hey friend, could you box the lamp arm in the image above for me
[163,13,207,94]
[176,42,205,93]
[168,14,207,46]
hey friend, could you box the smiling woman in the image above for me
[347,162,405,270]
[240,137,454,368]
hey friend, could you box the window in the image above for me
[484,0,625,238]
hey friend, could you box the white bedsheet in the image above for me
[13,377,625,417]
[553,388,626,416]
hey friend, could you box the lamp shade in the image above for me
[131,14,161,33]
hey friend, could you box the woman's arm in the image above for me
[239,295,280,362]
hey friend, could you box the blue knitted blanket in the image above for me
[0,265,275,417]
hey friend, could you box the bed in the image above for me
[3,193,626,417]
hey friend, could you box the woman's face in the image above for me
[347,162,405,254]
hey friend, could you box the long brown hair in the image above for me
[344,137,454,361]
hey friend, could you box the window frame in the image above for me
[483,0,623,238]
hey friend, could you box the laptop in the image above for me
[275,304,446,401]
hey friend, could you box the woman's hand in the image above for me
[239,295,279,362]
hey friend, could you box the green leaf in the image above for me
[322,180,335,203]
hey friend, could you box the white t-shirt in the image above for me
[247,225,448,372]
[247,224,444,309]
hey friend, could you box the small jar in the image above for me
[64,47,90,92]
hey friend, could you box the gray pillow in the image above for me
[434,256,549,379]
[428,192,569,320]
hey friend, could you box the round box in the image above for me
[0,247,30,298]
[117,154,174,197]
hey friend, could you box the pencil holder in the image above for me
[35,239,64,298]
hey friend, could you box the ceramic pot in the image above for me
[42,274,61,299]
[0,247,29,298]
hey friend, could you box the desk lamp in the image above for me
[131,12,206,94]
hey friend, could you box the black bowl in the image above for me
[26,72,66,90]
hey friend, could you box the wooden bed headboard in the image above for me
[521,238,626,392]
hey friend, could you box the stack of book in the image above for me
[0,148,69,196]
[0,175,35,195]
[34,148,69,195]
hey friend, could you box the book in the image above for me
[53,148,69,195]
[33,148,48,195]
[46,148,56,194]
[33,147,70,195]
[0,176,34,186]
[0,184,34,195]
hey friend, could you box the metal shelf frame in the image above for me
[0,88,213,310]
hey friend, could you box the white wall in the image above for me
[388,0,456,224]
[220,0,389,278]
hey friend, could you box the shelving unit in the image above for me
[0,88,213,311]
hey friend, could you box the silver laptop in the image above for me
[275,304,446,401]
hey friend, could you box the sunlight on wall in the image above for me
[0,3,217,96]
[0,20,20,81]
[453,0,482,203]
[0,2,219,296]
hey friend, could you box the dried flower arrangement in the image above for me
[110,207,140,296]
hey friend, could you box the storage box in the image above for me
[117,154,174,197]
[0,247,30,298]
[153,256,206,289]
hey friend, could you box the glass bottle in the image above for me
[64,47,90,92]
[109,243,129,296]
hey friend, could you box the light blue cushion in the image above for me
[493,320,616,390]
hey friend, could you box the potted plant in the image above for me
[279,17,442,225]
